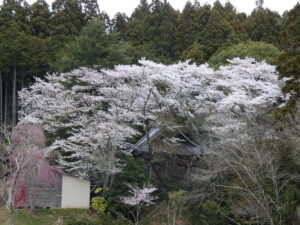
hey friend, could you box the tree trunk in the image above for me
[7,170,19,225]
[12,66,17,126]
[27,163,38,212]
[142,89,153,178]
[21,73,24,90]
[4,84,8,126]
[0,69,2,126]
[102,172,110,197]
[8,184,15,225]
[145,125,153,178]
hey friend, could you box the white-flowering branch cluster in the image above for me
[120,184,158,225]
[121,184,158,206]
[18,58,285,177]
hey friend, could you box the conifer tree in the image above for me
[280,3,300,50]
[51,0,85,38]
[29,0,51,38]
[126,0,150,45]
[197,9,234,59]
[55,18,132,72]
[174,1,199,57]
[230,12,248,40]
[112,13,128,40]
[0,24,32,125]
[275,3,300,117]
[0,0,33,125]
[0,0,31,33]
[80,0,100,22]
[194,3,211,32]
[50,0,100,71]
[245,7,281,44]
[144,0,179,62]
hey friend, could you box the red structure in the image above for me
[8,123,63,208]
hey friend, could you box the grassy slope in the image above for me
[0,207,92,225]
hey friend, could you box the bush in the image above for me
[200,200,230,225]
[181,44,210,64]
[91,187,108,213]
[208,41,280,68]
[91,196,108,213]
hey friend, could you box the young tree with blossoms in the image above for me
[120,184,158,225]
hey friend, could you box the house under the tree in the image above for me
[126,128,206,176]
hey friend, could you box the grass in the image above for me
[0,206,8,225]
[0,204,192,225]
[0,207,92,225]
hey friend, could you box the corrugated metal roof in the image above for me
[126,128,161,154]
[125,128,204,157]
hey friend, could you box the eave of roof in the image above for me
[126,128,161,154]
[125,128,205,157]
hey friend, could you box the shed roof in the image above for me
[126,128,205,157]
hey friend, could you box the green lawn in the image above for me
[0,207,8,224]
[0,207,93,225]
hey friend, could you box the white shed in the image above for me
[61,175,90,209]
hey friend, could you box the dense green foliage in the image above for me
[209,41,281,68]
[54,18,132,72]
[107,156,149,212]
[245,8,281,44]
[274,3,300,118]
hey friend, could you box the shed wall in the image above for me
[61,175,90,209]
[33,184,62,208]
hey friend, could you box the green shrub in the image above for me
[208,41,280,68]
[91,196,108,213]
[200,200,230,225]
[181,44,211,64]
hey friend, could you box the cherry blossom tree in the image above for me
[18,58,286,183]
[0,124,47,225]
[120,184,158,225]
